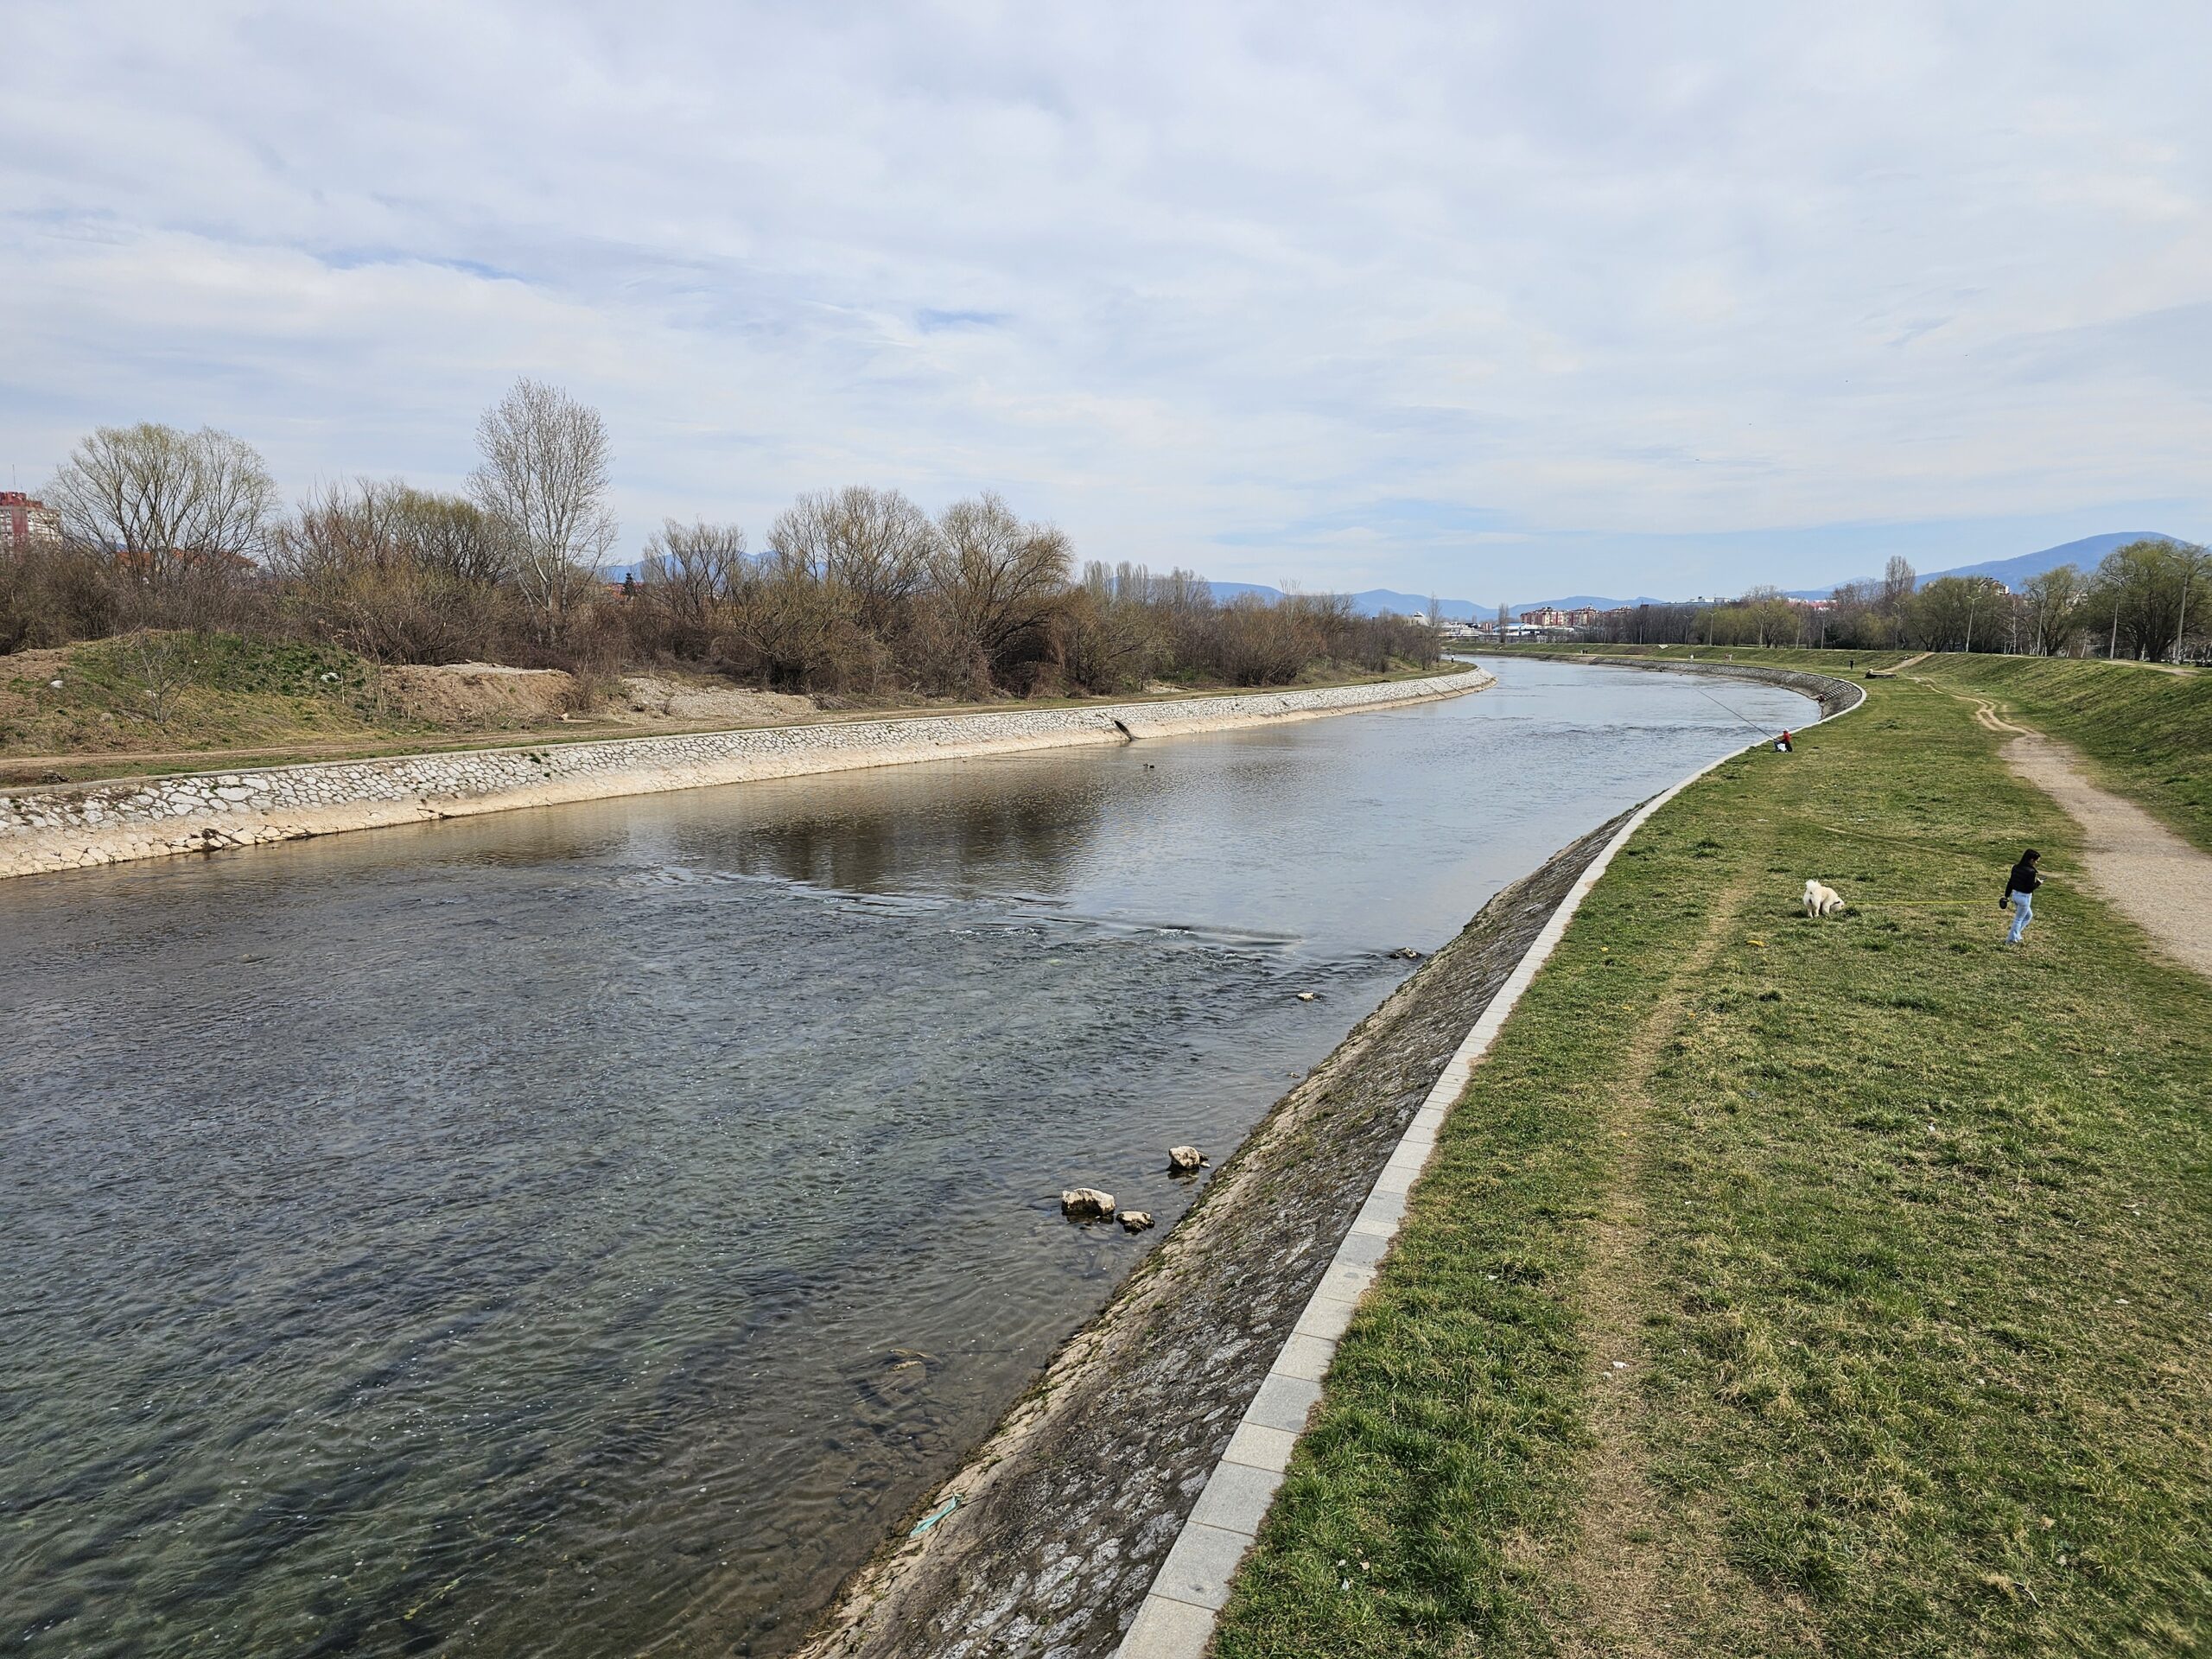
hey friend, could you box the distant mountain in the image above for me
[1203,580,1289,604]
[1349,588,1478,620]
[1930,532,2183,588]
[1789,531,2186,600]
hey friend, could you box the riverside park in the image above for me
[9,10,2212,1656]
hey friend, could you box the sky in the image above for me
[3,2,2209,601]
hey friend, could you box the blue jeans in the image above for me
[2007,890,2033,944]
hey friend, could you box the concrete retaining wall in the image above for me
[0,668,1494,880]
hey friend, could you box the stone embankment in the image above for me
[792,816,1630,1659]
[794,658,1862,1659]
[0,668,1492,880]
[1503,652,1861,718]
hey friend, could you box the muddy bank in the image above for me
[794,813,1630,1659]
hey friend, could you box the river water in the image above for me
[0,660,1811,1657]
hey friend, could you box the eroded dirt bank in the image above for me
[794,814,1630,1659]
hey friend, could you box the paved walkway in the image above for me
[1974,700,2212,982]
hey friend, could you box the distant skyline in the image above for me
[3,3,2208,599]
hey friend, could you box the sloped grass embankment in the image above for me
[1486,644,2210,855]
[1213,672,2212,1657]
[1909,653,2212,858]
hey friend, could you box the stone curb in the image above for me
[1112,668,1867,1659]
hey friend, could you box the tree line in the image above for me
[1587,544,2210,662]
[0,379,1439,696]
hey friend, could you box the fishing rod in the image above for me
[1685,678,1786,741]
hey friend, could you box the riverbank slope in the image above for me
[2,638,1463,787]
[1214,665,2212,1656]
[0,665,1491,880]
[1493,643,2212,855]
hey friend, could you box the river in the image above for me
[0,659,1812,1656]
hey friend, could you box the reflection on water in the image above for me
[0,662,1811,1656]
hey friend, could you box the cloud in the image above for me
[1,0,2208,598]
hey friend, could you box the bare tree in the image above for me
[1213,593,1319,683]
[406,491,518,588]
[1880,556,1916,614]
[768,486,938,636]
[1052,563,1160,692]
[110,628,207,727]
[268,479,518,664]
[45,423,276,605]
[929,493,1072,677]
[723,547,855,690]
[467,378,618,637]
[2174,543,2209,662]
[638,519,747,648]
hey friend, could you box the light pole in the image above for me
[2176,545,2208,664]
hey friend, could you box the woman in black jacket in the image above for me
[2004,849,2042,944]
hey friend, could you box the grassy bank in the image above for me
[1484,644,2211,855]
[1910,654,2212,857]
[1214,671,2212,1656]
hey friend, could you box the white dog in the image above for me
[1802,879,1847,918]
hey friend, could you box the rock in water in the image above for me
[1166,1145,1208,1174]
[1060,1188,1116,1220]
[1120,1211,1154,1232]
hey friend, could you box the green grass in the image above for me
[1214,673,2212,1657]
[1481,645,2210,855]
[1909,654,2212,857]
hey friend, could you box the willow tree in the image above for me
[2084,539,2207,661]
[44,423,276,606]
[768,486,937,638]
[2021,564,2086,657]
[928,493,1072,683]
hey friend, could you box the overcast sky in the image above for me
[4,2,2207,600]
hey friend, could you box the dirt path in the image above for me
[1554,864,1796,1657]
[1971,698,2212,982]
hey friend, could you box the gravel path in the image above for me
[1976,699,2212,982]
